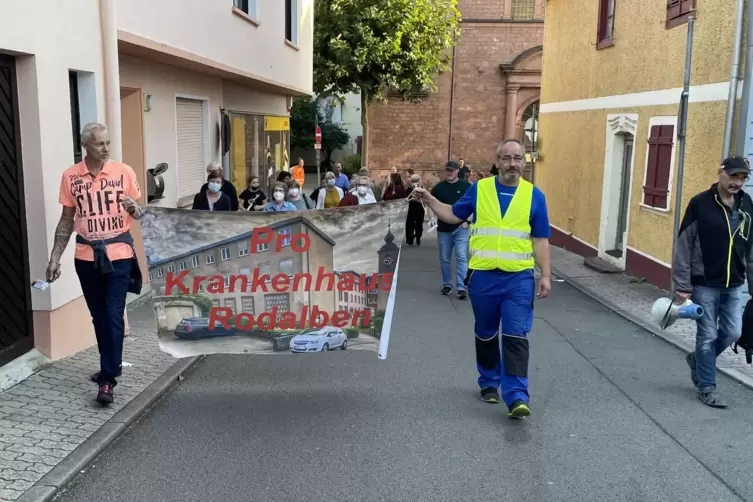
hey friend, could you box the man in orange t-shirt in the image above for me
[46,122,143,406]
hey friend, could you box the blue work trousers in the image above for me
[468,269,535,407]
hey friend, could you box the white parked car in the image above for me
[289,327,348,353]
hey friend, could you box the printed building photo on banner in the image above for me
[140,202,408,359]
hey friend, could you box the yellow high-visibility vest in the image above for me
[468,176,535,272]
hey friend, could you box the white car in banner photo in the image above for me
[290,327,348,353]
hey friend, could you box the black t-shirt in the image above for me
[458,166,471,179]
[431,179,471,232]
[239,189,266,209]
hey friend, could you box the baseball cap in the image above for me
[722,156,751,175]
[445,161,460,170]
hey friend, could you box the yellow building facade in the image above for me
[536,0,740,289]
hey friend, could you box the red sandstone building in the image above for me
[367,0,545,182]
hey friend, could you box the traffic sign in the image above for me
[315,127,322,144]
[314,143,322,150]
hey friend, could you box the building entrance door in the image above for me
[0,54,34,366]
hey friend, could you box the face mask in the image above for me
[357,186,368,195]
[273,191,285,201]
[327,179,336,187]
[208,182,222,193]
[289,188,300,197]
[251,184,259,189]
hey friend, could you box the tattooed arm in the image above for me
[46,207,76,282]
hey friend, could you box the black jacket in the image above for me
[192,191,232,211]
[200,179,238,211]
[673,184,753,292]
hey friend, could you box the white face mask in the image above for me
[208,182,222,193]
[327,179,336,187]
[289,188,300,197]
[357,186,368,196]
[273,191,285,201]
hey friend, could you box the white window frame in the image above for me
[640,116,678,215]
[238,242,250,257]
[192,255,200,268]
[278,228,292,247]
[257,242,270,253]
[179,261,187,271]
[168,265,175,273]
[221,247,232,261]
[206,254,216,265]
[157,268,164,278]
[224,274,231,289]
[279,258,294,277]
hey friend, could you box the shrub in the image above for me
[342,154,362,176]
[344,328,360,339]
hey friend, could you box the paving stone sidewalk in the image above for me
[0,300,176,502]
[550,245,753,386]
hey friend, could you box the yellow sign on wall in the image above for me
[264,116,290,131]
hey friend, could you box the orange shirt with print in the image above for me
[58,160,142,262]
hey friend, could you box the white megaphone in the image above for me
[651,297,705,330]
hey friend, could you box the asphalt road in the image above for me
[56,236,753,502]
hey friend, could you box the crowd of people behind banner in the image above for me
[189,155,500,304]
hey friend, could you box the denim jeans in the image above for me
[691,285,743,391]
[75,258,133,387]
[437,227,469,290]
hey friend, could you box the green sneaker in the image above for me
[508,400,531,419]
[480,387,500,403]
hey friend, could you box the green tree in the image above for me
[289,96,350,170]
[313,0,461,167]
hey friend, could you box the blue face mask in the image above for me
[208,182,222,193]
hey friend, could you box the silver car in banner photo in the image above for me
[290,327,348,353]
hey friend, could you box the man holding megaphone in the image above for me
[672,156,753,408]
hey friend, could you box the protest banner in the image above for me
[140,201,408,360]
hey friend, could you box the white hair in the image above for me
[206,161,223,173]
[81,122,108,144]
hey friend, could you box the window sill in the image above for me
[639,203,671,216]
[666,10,696,30]
[232,6,260,27]
[596,37,614,50]
[284,39,300,52]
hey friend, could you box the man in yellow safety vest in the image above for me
[413,139,552,419]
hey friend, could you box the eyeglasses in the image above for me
[498,155,525,163]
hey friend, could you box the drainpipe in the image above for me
[735,0,753,158]
[722,0,745,160]
[100,0,122,161]
[447,44,457,162]
[669,16,695,296]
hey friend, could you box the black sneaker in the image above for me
[96,384,114,406]
[457,290,468,300]
[685,352,698,388]
[480,387,500,403]
[416,237,421,246]
[91,367,122,383]
[441,286,451,295]
[406,242,413,246]
[508,400,531,419]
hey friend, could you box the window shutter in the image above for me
[667,0,681,20]
[679,0,695,15]
[643,125,674,208]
